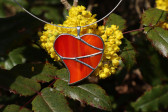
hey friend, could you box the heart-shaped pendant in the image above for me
[54,30,104,85]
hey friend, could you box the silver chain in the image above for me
[13,0,123,29]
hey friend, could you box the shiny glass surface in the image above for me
[54,34,104,84]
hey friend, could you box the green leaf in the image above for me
[136,35,168,85]
[0,68,40,96]
[142,8,167,26]
[11,63,53,82]
[8,45,42,65]
[3,45,44,70]
[10,76,41,96]
[32,87,72,112]
[54,79,112,111]
[54,68,69,81]
[120,38,136,70]
[4,59,14,70]
[132,85,168,111]
[8,47,28,68]
[11,63,68,83]
[106,13,126,30]
[145,27,168,58]
[3,104,31,112]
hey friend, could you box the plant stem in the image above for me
[73,0,78,7]
[20,95,37,110]
[60,0,71,10]
[48,77,59,87]
[123,27,145,34]
[87,0,95,11]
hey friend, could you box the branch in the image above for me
[123,27,145,34]
[61,0,71,10]
[87,0,95,11]
[73,0,78,7]
[145,0,151,8]
[135,0,141,18]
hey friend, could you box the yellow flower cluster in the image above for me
[95,25,123,79]
[158,22,168,30]
[156,0,168,30]
[156,0,168,11]
[40,6,123,79]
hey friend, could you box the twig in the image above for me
[123,27,144,34]
[87,0,95,11]
[19,77,59,110]
[61,0,71,10]
[20,95,37,110]
[48,77,59,87]
[135,0,141,18]
[145,0,151,9]
[73,0,78,7]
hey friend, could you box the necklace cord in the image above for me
[13,0,123,29]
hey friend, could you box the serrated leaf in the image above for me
[106,13,126,30]
[132,85,168,111]
[0,66,36,89]
[142,8,167,26]
[32,87,72,112]
[120,38,136,70]
[10,76,41,96]
[54,68,69,81]
[0,68,42,96]
[54,79,112,111]
[11,63,54,82]
[3,104,31,112]
[11,63,68,83]
[135,33,168,85]
[145,27,168,58]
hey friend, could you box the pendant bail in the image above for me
[77,26,81,38]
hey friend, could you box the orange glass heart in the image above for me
[54,34,104,85]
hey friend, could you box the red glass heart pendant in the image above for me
[54,34,104,85]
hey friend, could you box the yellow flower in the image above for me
[156,0,168,30]
[156,0,168,11]
[40,6,124,79]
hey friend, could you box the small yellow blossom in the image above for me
[40,6,124,79]
[156,0,168,11]
[156,0,168,30]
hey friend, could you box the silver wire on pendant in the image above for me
[13,0,123,29]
